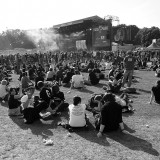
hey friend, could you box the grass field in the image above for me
[0,70,160,160]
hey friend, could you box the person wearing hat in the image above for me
[96,93,125,138]
[0,79,9,102]
[121,50,136,88]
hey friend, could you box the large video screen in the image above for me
[92,26,110,47]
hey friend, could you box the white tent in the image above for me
[147,42,160,50]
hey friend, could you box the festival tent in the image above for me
[147,42,160,50]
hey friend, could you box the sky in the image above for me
[0,0,160,32]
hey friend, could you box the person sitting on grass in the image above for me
[21,86,54,124]
[70,70,85,89]
[96,93,125,138]
[35,71,45,90]
[68,96,88,129]
[108,63,116,81]
[0,79,9,103]
[51,84,69,112]
[86,94,104,113]
[149,80,160,104]
[8,84,23,116]
[107,71,122,93]
[46,67,55,81]
[84,69,99,86]
[38,81,52,105]
[21,72,34,91]
[62,71,71,87]
[155,65,160,77]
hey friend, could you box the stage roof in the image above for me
[53,15,109,29]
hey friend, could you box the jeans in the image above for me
[122,70,133,87]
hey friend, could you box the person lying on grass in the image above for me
[87,91,134,114]
[8,84,23,116]
[149,80,160,104]
[96,93,125,138]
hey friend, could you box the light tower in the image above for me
[104,15,120,25]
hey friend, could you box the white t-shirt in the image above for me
[46,71,55,79]
[21,95,34,109]
[71,75,84,88]
[69,104,86,127]
[0,84,8,98]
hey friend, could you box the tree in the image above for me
[134,27,160,46]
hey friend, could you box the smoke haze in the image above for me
[25,28,60,51]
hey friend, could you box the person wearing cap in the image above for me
[96,93,125,138]
[149,80,160,104]
[121,50,136,88]
[0,79,9,102]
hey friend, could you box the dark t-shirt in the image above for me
[152,86,160,103]
[8,95,21,109]
[40,87,52,104]
[89,72,99,85]
[124,55,136,70]
[62,76,70,84]
[101,101,122,132]
[35,76,44,89]
[28,68,34,76]
[52,91,65,101]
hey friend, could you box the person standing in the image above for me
[121,50,136,88]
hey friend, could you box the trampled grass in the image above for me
[0,70,160,160]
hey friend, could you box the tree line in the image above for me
[112,25,160,47]
[0,25,160,50]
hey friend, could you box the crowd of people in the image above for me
[0,49,160,137]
